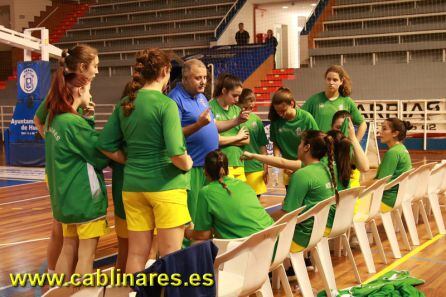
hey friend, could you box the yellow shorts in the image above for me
[350,169,361,188]
[380,202,393,213]
[62,219,109,240]
[123,189,191,232]
[245,171,267,195]
[114,216,128,239]
[290,241,305,253]
[228,166,246,182]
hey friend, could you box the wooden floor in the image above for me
[0,151,445,296]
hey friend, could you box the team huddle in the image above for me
[33,45,414,280]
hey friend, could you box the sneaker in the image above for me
[286,266,297,281]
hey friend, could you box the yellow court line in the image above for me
[364,233,445,284]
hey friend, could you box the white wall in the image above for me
[255,3,315,68]
[216,0,254,46]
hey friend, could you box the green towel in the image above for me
[317,270,425,297]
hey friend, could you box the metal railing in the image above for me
[214,0,247,39]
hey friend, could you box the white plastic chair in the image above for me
[427,162,446,234]
[269,206,306,296]
[213,207,306,297]
[288,197,336,297]
[214,223,286,297]
[401,163,436,246]
[352,176,392,274]
[317,187,365,288]
[379,171,413,258]
[100,267,133,297]
[42,287,104,297]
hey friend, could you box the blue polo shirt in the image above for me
[169,84,219,167]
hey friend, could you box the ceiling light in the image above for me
[282,6,288,8]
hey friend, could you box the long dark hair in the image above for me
[301,130,340,202]
[46,52,91,125]
[327,130,352,189]
[121,48,172,116]
[204,150,231,195]
[385,118,414,141]
[268,87,295,121]
[213,73,242,98]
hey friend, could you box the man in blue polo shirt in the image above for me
[169,59,249,220]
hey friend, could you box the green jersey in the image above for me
[209,99,244,167]
[98,89,189,192]
[301,92,364,133]
[283,162,335,247]
[45,113,109,224]
[270,108,318,160]
[194,177,274,239]
[243,113,269,173]
[376,143,412,207]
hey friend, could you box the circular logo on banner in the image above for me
[20,68,38,94]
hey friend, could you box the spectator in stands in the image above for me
[169,59,249,221]
[375,118,413,211]
[235,22,250,45]
[210,73,250,182]
[33,44,99,275]
[237,89,269,198]
[268,87,318,189]
[99,48,193,273]
[265,29,278,68]
[301,65,367,140]
[185,150,273,241]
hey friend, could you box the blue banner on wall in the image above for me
[17,61,51,102]
[8,101,42,143]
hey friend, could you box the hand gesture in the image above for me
[346,117,357,141]
[197,108,211,127]
[237,126,249,140]
[237,109,250,124]
[82,101,95,117]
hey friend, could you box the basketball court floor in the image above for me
[0,150,445,297]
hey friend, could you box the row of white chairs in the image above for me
[43,160,446,297]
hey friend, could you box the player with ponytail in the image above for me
[376,118,413,211]
[185,150,273,241]
[99,48,192,273]
[34,44,99,275]
[270,130,339,252]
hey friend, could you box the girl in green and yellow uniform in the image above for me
[209,74,250,181]
[99,49,193,273]
[301,65,367,141]
[271,130,339,252]
[268,87,318,187]
[185,150,273,241]
[33,44,99,274]
[376,118,413,211]
[237,89,269,197]
[45,64,124,277]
